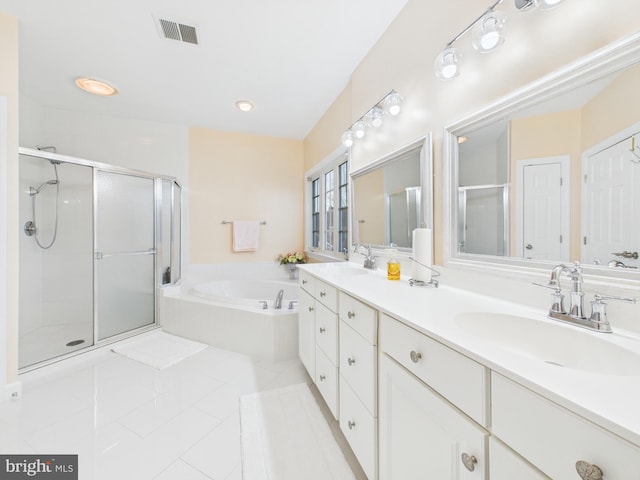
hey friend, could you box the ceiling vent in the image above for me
[155,16,199,45]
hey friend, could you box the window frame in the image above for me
[305,147,350,261]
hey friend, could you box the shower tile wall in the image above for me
[19,155,94,368]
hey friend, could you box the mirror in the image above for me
[352,135,432,251]
[446,32,640,278]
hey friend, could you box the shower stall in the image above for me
[19,148,181,370]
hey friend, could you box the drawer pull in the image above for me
[575,461,603,480]
[409,350,422,363]
[308,306,314,312]
[347,357,356,366]
[347,311,356,319]
[319,374,326,382]
[320,291,326,297]
[319,327,326,333]
[461,453,477,472]
[302,279,307,285]
[347,420,356,430]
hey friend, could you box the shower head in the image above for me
[30,179,59,196]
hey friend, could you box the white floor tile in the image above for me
[181,414,242,480]
[154,459,213,480]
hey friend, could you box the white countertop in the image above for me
[299,262,640,448]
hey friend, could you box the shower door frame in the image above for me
[18,147,180,371]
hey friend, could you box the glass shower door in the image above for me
[95,170,155,341]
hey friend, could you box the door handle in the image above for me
[612,251,638,259]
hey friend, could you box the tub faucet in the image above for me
[274,289,284,310]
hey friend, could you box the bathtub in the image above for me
[162,264,299,361]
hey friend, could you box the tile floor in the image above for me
[0,337,352,479]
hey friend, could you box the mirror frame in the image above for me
[443,31,640,289]
[351,133,433,254]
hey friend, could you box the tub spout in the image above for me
[274,289,284,309]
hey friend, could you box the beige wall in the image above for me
[303,0,640,264]
[352,169,385,244]
[189,128,304,264]
[0,13,19,384]
[582,64,640,151]
[510,110,582,260]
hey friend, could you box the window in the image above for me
[306,151,349,258]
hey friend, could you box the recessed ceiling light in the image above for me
[74,77,118,96]
[235,100,254,112]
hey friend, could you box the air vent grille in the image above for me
[156,17,198,45]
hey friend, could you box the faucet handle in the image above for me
[589,294,636,330]
[533,282,565,314]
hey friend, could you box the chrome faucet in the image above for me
[535,262,635,333]
[355,244,377,270]
[274,289,284,310]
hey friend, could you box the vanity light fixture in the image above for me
[74,77,118,96]
[235,100,254,112]
[341,90,402,147]
[435,0,567,80]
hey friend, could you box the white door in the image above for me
[522,162,565,261]
[583,137,639,267]
[379,354,488,480]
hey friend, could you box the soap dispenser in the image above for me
[387,248,400,281]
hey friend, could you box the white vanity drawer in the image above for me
[492,372,640,480]
[315,346,338,419]
[340,319,377,416]
[489,437,550,480]
[340,376,377,480]
[316,279,338,312]
[299,270,315,294]
[315,302,338,364]
[339,292,377,344]
[380,313,488,426]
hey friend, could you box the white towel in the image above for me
[233,220,260,252]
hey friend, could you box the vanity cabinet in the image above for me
[492,372,640,480]
[489,437,550,480]
[379,314,489,479]
[338,292,378,480]
[298,270,339,418]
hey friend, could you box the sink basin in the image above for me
[323,263,369,276]
[454,312,640,376]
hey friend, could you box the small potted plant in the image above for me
[277,251,307,279]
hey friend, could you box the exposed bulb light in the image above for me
[386,92,402,116]
[370,106,384,128]
[435,47,460,81]
[472,12,506,53]
[74,77,118,96]
[235,100,254,112]
[353,120,366,139]
[341,130,354,148]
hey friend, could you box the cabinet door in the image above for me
[490,437,550,480]
[379,354,488,480]
[298,289,315,378]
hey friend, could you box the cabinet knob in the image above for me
[302,279,307,284]
[575,461,603,480]
[308,306,314,312]
[347,311,356,319]
[320,291,326,297]
[347,420,356,430]
[410,350,422,363]
[347,357,356,366]
[461,453,477,472]
[319,374,326,382]
[319,327,326,333]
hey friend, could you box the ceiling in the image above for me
[0,0,408,139]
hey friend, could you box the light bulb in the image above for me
[353,120,366,139]
[472,12,506,53]
[435,47,460,81]
[387,92,402,116]
[235,100,254,112]
[370,106,383,128]
[341,130,354,147]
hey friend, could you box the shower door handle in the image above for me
[94,248,156,260]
